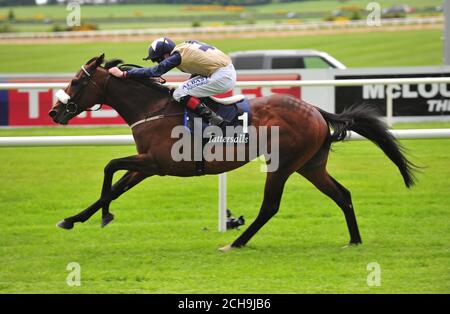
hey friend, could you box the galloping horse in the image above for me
[49,54,416,251]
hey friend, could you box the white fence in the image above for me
[0,17,443,40]
[2,130,450,148]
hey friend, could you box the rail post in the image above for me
[386,84,394,127]
[218,173,227,232]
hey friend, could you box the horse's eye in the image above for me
[71,79,80,86]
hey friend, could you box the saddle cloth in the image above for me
[183,97,252,136]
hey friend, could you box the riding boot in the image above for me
[194,103,225,126]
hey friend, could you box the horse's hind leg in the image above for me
[298,166,362,245]
[220,171,290,251]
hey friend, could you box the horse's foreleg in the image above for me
[99,171,137,226]
[100,155,156,199]
[58,154,156,229]
[100,171,149,227]
[58,199,104,229]
[220,171,290,251]
[58,171,147,229]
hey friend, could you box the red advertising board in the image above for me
[8,88,122,126]
[1,74,300,126]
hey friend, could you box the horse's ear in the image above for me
[95,53,105,67]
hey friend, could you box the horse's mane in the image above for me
[104,59,123,69]
[103,58,171,95]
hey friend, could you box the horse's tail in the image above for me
[316,105,417,188]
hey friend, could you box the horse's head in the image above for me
[49,54,107,125]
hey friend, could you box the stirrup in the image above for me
[208,114,225,126]
[195,103,225,126]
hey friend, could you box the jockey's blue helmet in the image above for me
[143,37,176,63]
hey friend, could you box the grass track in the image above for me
[0,124,449,293]
[0,29,442,73]
[0,1,442,20]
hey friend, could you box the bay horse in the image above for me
[49,54,416,251]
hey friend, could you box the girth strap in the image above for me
[130,114,165,129]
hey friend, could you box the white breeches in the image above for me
[172,63,236,101]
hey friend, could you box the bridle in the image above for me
[54,63,177,128]
[55,65,109,114]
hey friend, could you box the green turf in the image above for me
[0,1,442,20]
[0,123,449,293]
[393,121,450,129]
[0,126,132,137]
[2,19,294,33]
[0,1,442,33]
[0,4,236,20]
[253,0,442,13]
[0,29,442,73]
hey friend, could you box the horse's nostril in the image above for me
[49,109,57,118]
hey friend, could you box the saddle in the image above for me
[184,95,252,176]
[184,95,252,135]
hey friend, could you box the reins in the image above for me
[83,65,112,112]
[107,70,181,129]
[79,64,181,129]
[130,93,183,129]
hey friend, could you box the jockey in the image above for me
[108,37,236,126]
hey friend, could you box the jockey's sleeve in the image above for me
[125,52,181,78]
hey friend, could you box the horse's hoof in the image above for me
[218,244,233,253]
[57,219,74,230]
[101,213,114,228]
[342,242,362,249]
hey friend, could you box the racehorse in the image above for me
[49,54,416,251]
